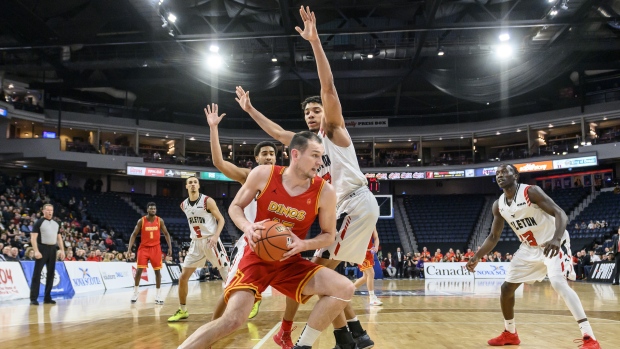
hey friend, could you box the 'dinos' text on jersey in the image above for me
[509,217,538,231]
[144,226,158,231]
[268,201,307,221]
[188,217,206,224]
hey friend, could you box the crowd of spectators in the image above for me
[574,220,609,230]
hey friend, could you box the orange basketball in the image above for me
[254,221,291,262]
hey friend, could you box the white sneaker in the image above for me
[369,297,383,306]
[131,293,139,303]
[155,297,164,305]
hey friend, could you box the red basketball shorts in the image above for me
[224,246,323,304]
[137,245,163,270]
[358,250,375,271]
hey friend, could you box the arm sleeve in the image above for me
[32,219,44,233]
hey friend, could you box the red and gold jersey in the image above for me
[255,165,325,240]
[140,216,161,247]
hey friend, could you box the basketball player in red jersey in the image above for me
[353,228,382,306]
[127,202,172,304]
[235,6,378,349]
[179,131,354,349]
[205,102,277,320]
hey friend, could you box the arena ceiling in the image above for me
[1,0,620,130]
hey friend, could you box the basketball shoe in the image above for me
[575,335,602,349]
[369,296,383,306]
[292,346,311,349]
[155,297,164,305]
[131,293,138,303]
[487,330,521,346]
[352,330,374,349]
[273,326,296,349]
[248,300,261,319]
[167,308,189,322]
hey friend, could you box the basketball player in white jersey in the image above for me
[204,102,278,320]
[167,176,230,322]
[466,164,602,349]
[235,7,379,349]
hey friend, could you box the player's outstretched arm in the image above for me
[281,181,337,260]
[229,165,271,250]
[467,200,504,272]
[235,86,295,145]
[205,103,251,183]
[159,218,173,257]
[127,218,142,255]
[528,185,567,257]
[296,6,348,145]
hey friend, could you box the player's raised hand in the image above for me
[465,256,479,273]
[234,86,253,112]
[280,230,306,261]
[295,6,319,43]
[541,237,561,258]
[205,103,226,127]
[242,219,268,251]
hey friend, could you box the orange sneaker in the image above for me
[273,326,296,349]
[575,335,601,349]
[487,330,521,346]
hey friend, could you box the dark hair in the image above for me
[290,131,322,154]
[254,141,277,157]
[147,202,156,208]
[185,175,198,184]
[499,163,519,176]
[301,96,322,111]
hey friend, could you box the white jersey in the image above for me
[243,199,257,223]
[181,194,218,239]
[498,184,559,247]
[317,127,367,201]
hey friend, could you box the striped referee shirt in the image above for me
[32,218,60,246]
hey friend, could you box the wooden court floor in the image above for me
[1,279,619,349]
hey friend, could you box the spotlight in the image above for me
[499,33,510,41]
[167,13,177,23]
[496,44,513,58]
[367,53,374,59]
[271,55,278,62]
[206,54,222,69]
[209,44,219,53]
[549,7,558,16]
[548,0,555,2]
[437,47,445,56]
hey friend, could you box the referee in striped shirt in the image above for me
[30,203,65,305]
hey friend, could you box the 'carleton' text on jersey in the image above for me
[188,217,206,224]
[508,217,538,231]
[267,201,307,221]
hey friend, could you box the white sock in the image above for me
[296,324,321,346]
[180,304,187,311]
[347,317,358,323]
[579,321,595,340]
[504,319,516,333]
[368,291,375,297]
[156,288,161,298]
[133,286,139,293]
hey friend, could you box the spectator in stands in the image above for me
[153,151,161,161]
[445,248,456,261]
[64,250,76,261]
[587,221,595,229]
[455,251,464,262]
[464,248,475,260]
[104,235,116,251]
[385,252,397,278]
[580,221,587,230]
[574,223,580,230]
[395,247,405,278]
[23,247,35,260]
[102,253,112,262]
[75,249,86,261]
[2,245,17,261]
[56,250,64,261]
[421,246,431,259]
[415,257,425,278]
[432,249,443,262]
[614,184,620,194]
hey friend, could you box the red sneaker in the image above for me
[487,330,521,346]
[273,326,296,349]
[575,335,602,349]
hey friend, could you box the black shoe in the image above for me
[292,346,312,349]
[44,299,56,304]
[352,331,374,349]
[332,344,358,349]
[30,300,39,305]
[612,282,619,285]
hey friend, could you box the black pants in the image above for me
[396,261,404,278]
[30,244,57,301]
[613,254,620,284]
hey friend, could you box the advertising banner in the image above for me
[200,171,234,182]
[588,262,616,283]
[0,262,30,301]
[98,262,134,290]
[21,261,75,298]
[64,262,105,294]
[344,119,388,128]
[131,263,173,286]
[513,161,554,173]
[424,262,474,280]
[473,262,512,279]
[552,156,597,169]
[127,166,146,176]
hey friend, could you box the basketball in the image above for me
[254,221,291,262]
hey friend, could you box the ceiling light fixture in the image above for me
[209,44,219,53]
[167,13,177,23]
[496,44,513,58]
[437,47,445,56]
[549,7,558,16]
[271,55,278,62]
[499,33,510,41]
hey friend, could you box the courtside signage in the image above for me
[0,262,30,301]
[99,263,134,289]
[21,261,75,298]
[552,156,597,169]
[474,262,511,279]
[64,262,105,293]
[424,262,474,279]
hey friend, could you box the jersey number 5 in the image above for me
[192,226,203,238]
[520,231,538,246]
